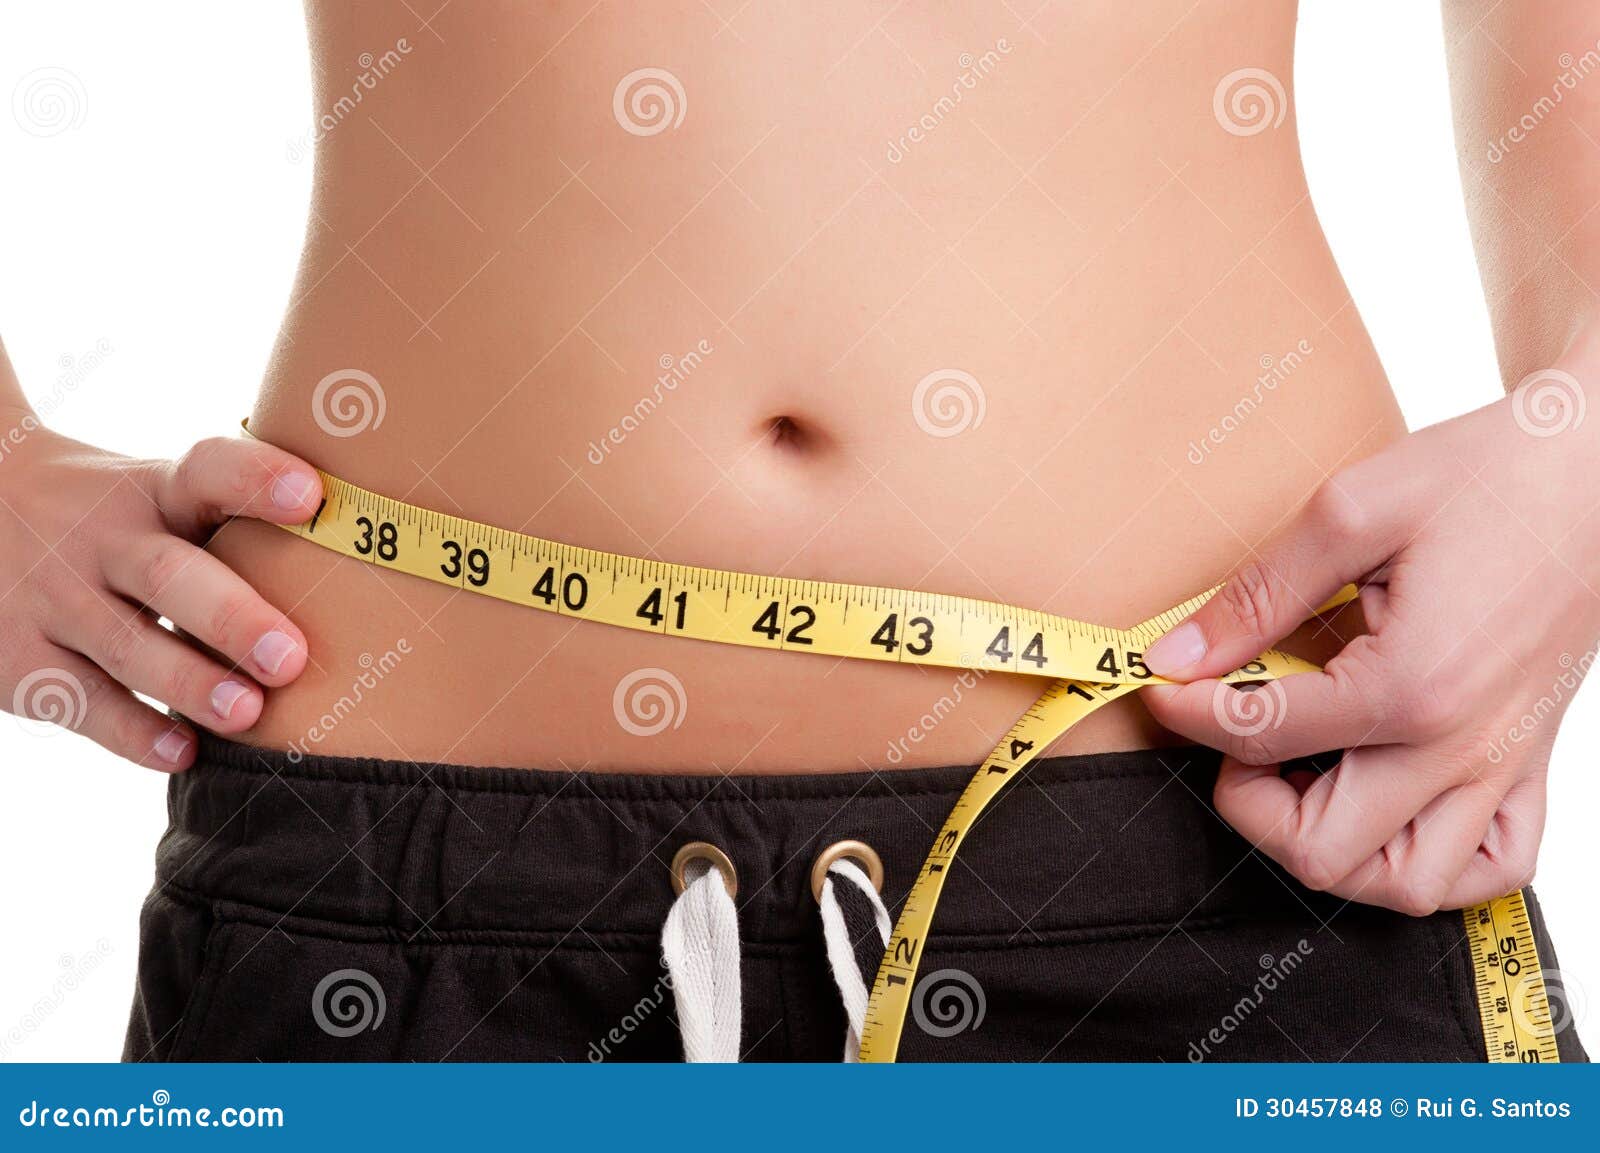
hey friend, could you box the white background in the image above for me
[0,3,1594,1060]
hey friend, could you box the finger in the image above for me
[149,436,322,539]
[9,647,196,771]
[1284,766,1319,796]
[1215,744,1457,893]
[1144,473,1412,681]
[1324,779,1506,915]
[52,596,265,734]
[104,534,307,684]
[1142,636,1398,763]
[1441,771,1546,909]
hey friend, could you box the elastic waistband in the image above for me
[152,736,1326,943]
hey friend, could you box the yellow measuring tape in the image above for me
[255,445,1557,1063]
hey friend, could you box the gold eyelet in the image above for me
[810,839,885,905]
[670,841,738,899]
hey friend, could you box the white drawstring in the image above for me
[661,849,891,1063]
[818,858,892,1062]
[661,859,743,1062]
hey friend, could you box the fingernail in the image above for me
[271,471,316,511]
[154,729,191,765]
[251,630,298,676]
[1145,621,1207,677]
[210,679,252,720]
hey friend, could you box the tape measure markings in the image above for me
[261,452,1553,1065]
[1464,891,1560,1063]
[290,470,1236,685]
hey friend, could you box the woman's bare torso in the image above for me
[213,0,1404,772]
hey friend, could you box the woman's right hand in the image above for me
[0,413,322,770]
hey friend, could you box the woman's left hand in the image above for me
[1141,338,1600,915]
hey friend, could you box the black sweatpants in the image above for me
[123,735,1586,1062]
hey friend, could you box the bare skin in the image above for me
[1142,1,1600,915]
[1,2,1595,915]
[218,0,1402,772]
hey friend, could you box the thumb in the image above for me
[1143,480,1400,681]
[155,435,323,541]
